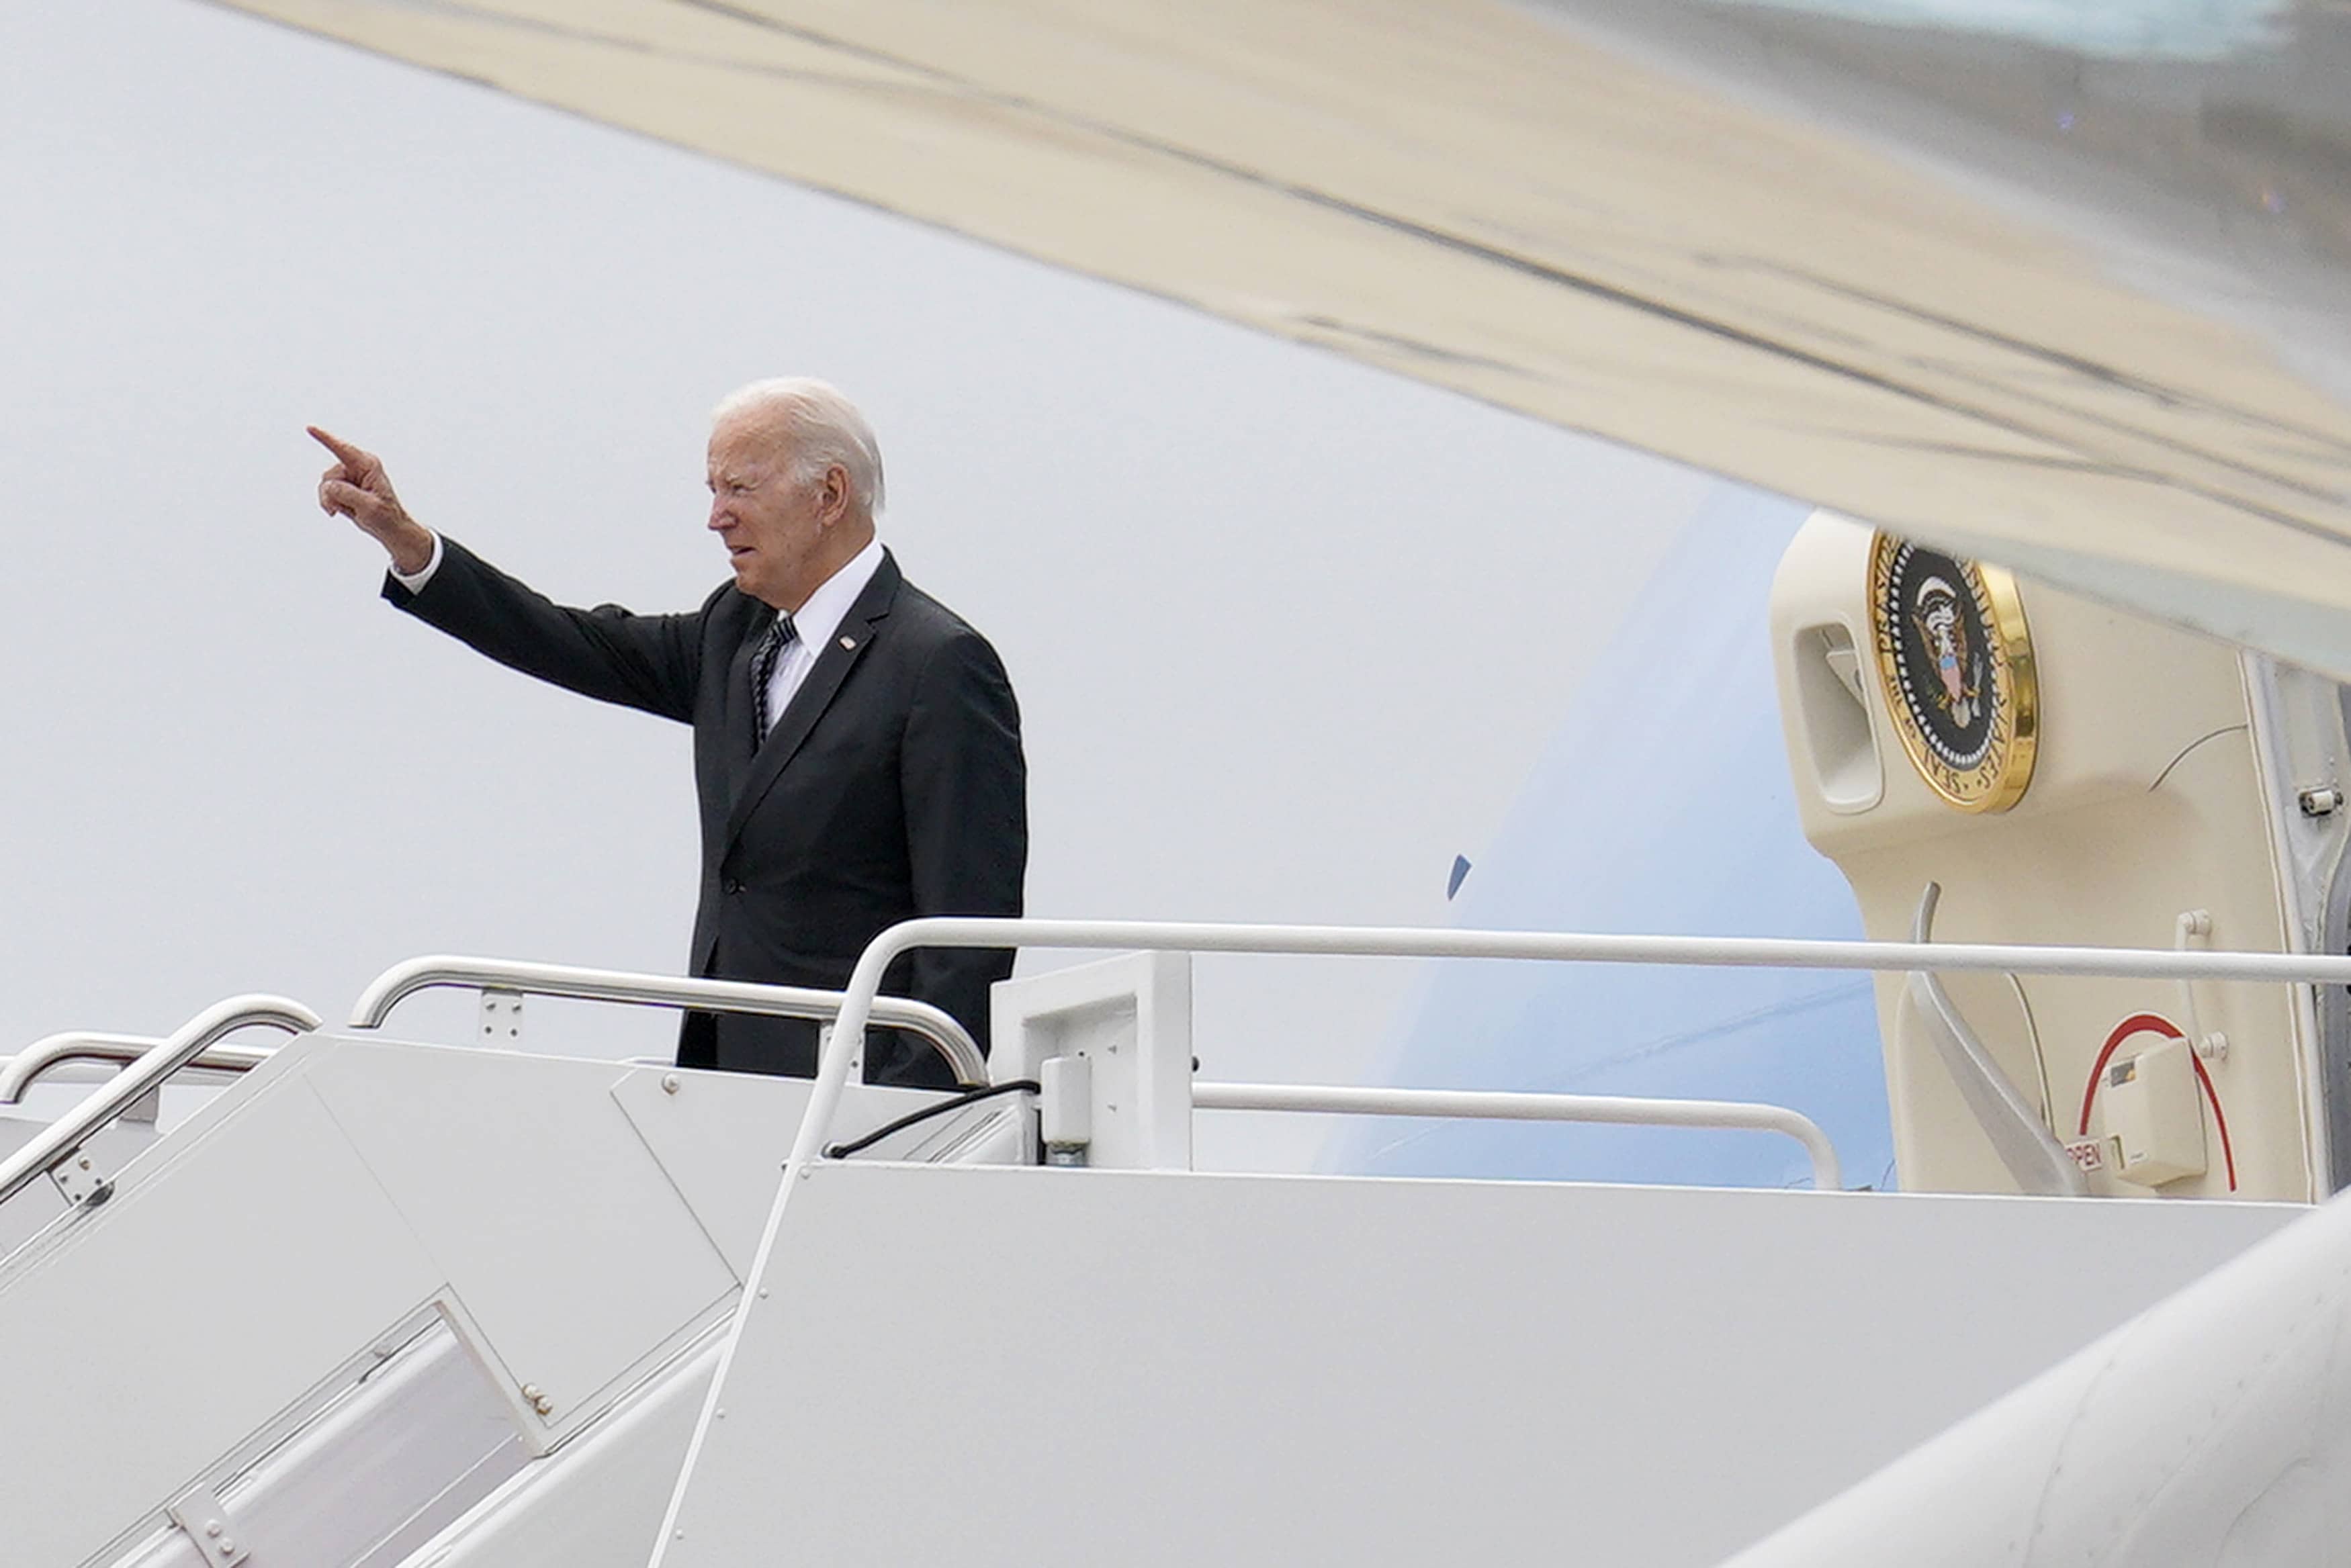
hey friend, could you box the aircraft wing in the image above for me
[215,0,2351,670]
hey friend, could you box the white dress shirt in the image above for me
[392,533,885,737]
[760,535,885,732]
[388,531,443,591]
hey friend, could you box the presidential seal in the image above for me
[1867,532,2038,812]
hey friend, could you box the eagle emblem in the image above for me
[1868,534,2037,813]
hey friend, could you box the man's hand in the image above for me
[308,426,435,575]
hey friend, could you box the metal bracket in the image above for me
[168,1484,250,1565]
[47,1146,113,1209]
[2173,911,2231,1063]
[477,988,524,1048]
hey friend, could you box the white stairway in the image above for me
[0,1031,1026,1568]
[0,949,2333,1566]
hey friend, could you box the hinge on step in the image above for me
[48,1147,113,1209]
[169,1484,250,1565]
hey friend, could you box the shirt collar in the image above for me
[783,534,885,653]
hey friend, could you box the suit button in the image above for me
[721,877,744,896]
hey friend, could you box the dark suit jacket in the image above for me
[386,537,1026,1087]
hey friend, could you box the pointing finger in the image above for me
[306,425,375,475]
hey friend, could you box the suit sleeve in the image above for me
[384,536,705,724]
[900,629,1028,1050]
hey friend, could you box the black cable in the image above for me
[824,1080,1040,1159]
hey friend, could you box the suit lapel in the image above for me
[723,553,900,850]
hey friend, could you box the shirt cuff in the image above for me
[388,532,443,592]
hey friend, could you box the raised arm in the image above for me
[308,425,705,723]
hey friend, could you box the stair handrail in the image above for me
[0,995,321,1209]
[1188,1082,1843,1191]
[793,916,2351,1168]
[349,955,988,1088]
[0,1033,279,1106]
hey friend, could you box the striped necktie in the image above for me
[751,612,797,739]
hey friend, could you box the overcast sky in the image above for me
[0,0,1743,1168]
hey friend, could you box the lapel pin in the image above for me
[840,636,857,650]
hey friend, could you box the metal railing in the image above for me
[791,916,2351,1170]
[0,996,320,1210]
[0,1033,279,1107]
[1189,1082,1842,1190]
[350,956,989,1088]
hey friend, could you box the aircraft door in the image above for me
[1770,513,2332,1201]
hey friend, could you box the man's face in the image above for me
[706,413,840,610]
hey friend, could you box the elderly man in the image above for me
[310,379,1026,1087]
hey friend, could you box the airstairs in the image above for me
[0,964,1028,1568]
[2,925,2346,1566]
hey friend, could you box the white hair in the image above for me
[711,377,886,515]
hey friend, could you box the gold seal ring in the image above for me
[1866,531,2037,813]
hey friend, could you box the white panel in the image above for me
[991,952,1192,1169]
[0,1076,445,1568]
[0,1111,48,1158]
[609,1068,986,1280]
[660,1168,2300,1568]
[616,1072,983,1279]
[304,1040,739,1439]
[608,1069,805,1282]
[410,1342,720,1568]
